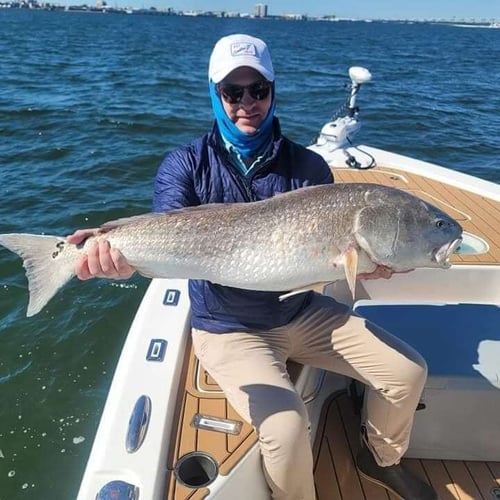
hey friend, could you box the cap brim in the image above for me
[210,61,274,83]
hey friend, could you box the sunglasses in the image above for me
[217,81,272,104]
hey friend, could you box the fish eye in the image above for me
[435,219,446,228]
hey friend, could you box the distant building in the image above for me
[283,13,306,21]
[254,3,267,18]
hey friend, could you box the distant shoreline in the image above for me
[2,4,499,25]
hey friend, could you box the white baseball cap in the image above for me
[208,34,275,84]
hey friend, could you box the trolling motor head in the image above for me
[347,67,372,116]
[314,66,372,150]
[349,66,372,85]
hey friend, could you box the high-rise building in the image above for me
[254,3,268,18]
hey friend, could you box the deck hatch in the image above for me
[126,395,151,453]
[191,413,242,435]
[96,480,139,499]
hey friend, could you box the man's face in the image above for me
[218,67,273,135]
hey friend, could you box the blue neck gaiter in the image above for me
[209,80,276,159]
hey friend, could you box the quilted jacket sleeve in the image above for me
[307,151,334,186]
[152,145,200,213]
[287,140,334,188]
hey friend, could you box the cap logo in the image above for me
[230,42,257,57]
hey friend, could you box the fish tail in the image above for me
[0,233,76,317]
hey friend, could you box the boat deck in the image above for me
[314,392,500,500]
[333,166,500,265]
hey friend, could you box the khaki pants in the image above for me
[192,294,427,500]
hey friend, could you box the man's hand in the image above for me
[358,265,394,280]
[66,229,136,280]
[358,265,414,280]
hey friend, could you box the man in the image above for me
[69,34,437,500]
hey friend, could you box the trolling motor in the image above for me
[314,66,372,152]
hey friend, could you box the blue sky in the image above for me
[148,1,499,20]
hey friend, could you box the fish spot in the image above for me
[52,241,66,259]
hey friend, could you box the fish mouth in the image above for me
[433,238,462,267]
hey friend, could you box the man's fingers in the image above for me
[66,228,98,245]
[380,267,393,279]
[395,268,415,275]
[75,255,92,280]
[110,248,135,278]
[86,241,102,276]
[98,240,115,275]
[71,236,134,280]
[358,265,394,280]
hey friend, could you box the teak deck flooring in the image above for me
[314,392,500,500]
[166,352,500,500]
[165,165,500,499]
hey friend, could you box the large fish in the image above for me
[0,183,462,317]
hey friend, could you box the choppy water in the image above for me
[0,10,499,499]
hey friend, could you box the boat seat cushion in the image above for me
[354,302,500,382]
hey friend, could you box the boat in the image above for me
[77,67,500,500]
[450,22,500,29]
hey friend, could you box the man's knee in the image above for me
[258,408,311,459]
[405,351,428,387]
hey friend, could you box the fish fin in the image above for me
[0,234,76,317]
[343,247,359,299]
[100,204,242,230]
[279,282,333,301]
[100,213,165,230]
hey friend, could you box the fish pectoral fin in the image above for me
[279,282,333,301]
[343,247,359,299]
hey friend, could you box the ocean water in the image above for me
[0,9,499,499]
